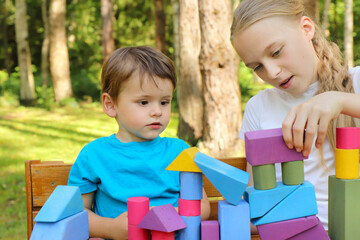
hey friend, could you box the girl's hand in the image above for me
[282,91,344,157]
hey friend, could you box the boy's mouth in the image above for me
[148,122,162,129]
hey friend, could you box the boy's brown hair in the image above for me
[101,46,177,103]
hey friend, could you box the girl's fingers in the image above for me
[282,109,296,149]
[291,108,309,152]
[316,115,331,149]
[303,111,320,157]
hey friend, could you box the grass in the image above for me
[0,103,179,239]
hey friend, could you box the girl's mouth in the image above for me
[280,76,293,89]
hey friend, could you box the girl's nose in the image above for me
[265,62,281,81]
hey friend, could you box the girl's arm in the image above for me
[282,91,360,157]
[82,192,128,240]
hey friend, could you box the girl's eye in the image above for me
[272,48,281,57]
[139,100,148,105]
[254,64,262,72]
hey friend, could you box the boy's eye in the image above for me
[161,100,170,105]
[139,100,148,105]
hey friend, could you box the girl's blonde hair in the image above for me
[231,0,355,157]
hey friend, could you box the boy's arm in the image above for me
[82,192,128,240]
[201,188,211,220]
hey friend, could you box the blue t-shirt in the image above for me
[68,134,189,218]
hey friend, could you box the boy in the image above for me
[68,46,210,239]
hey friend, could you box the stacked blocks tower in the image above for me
[138,204,186,240]
[329,127,360,240]
[30,185,89,240]
[194,152,250,240]
[127,197,151,240]
[244,128,329,239]
[166,147,203,240]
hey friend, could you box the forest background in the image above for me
[0,0,359,239]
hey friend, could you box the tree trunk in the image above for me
[2,0,11,77]
[321,0,331,37]
[303,0,319,23]
[198,0,242,157]
[49,0,73,102]
[171,0,180,77]
[177,0,203,146]
[101,0,115,62]
[344,0,353,68]
[41,0,50,88]
[15,0,36,105]
[154,0,166,53]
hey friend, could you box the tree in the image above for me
[198,0,242,157]
[177,0,203,146]
[101,0,115,62]
[321,0,331,37]
[344,0,354,68]
[15,0,36,105]
[41,0,50,88]
[49,0,73,102]
[154,0,166,53]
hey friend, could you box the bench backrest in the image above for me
[25,158,259,239]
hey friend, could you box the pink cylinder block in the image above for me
[336,127,360,149]
[127,197,149,225]
[178,198,201,216]
[128,224,150,240]
[151,230,175,240]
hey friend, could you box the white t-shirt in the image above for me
[239,67,360,229]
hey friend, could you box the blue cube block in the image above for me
[30,210,89,240]
[218,200,250,240]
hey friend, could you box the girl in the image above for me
[231,0,360,230]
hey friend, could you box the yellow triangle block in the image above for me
[166,147,202,172]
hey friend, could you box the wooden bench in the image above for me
[25,158,260,239]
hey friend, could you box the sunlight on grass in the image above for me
[0,103,179,239]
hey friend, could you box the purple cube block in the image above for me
[245,128,307,166]
[201,221,219,240]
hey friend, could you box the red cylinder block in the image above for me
[336,127,360,149]
[178,198,201,216]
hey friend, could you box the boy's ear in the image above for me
[102,93,117,118]
[300,16,315,40]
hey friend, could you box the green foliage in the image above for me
[35,86,56,110]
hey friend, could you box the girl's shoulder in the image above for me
[349,66,360,93]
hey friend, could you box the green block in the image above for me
[252,164,276,190]
[281,160,304,185]
[328,175,360,240]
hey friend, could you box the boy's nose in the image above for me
[150,104,162,117]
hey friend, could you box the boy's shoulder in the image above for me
[159,137,189,148]
[82,134,116,150]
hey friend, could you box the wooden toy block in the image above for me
[166,147,202,172]
[335,148,359,179]
[138,204,186,232]
[180,172,203,200]
[252,181,318,226]
[30,210,88,240]
[257,215,329,240]
[127,197,149,225]
[152,230,175,240]
[328,175,360,240]
[179,215,201,240]
[128,224,150,240]
[218,200,250,240]
[34,185,84,222]
[288,217,329,240]
[336,127,360,149]
[178,198,201,216]
[281,160,304,185]
[244,182,300,219]
[252,164,276,190]
[194,152,249,205]
[201,221,219,240]
[245,128,307,166]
